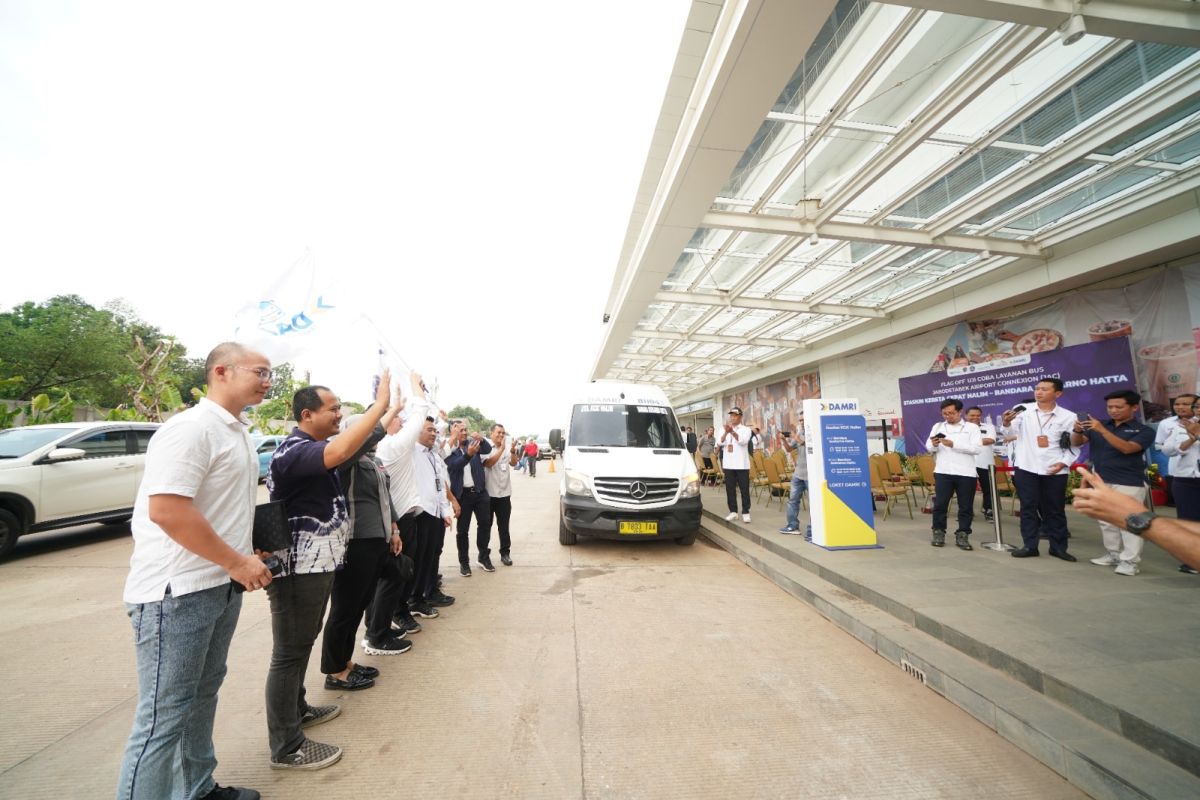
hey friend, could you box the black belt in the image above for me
[462,487,480,493]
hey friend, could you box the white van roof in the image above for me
[579,381,672,407]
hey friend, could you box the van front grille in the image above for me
[593,477,679,504]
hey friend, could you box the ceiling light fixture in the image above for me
[808,232,820,246]
[1060,1,1086,46]
[979,249,992,260]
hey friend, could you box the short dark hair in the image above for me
[939,398,963,411]
[1172,394,1198,405]
[1104,389,1140,406]
[425,416,435,423]
[293,385,331,421]
[1037,377,1064,392]
[965,406,983,414]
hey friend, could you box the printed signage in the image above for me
[898,338,1137,455]
[802,398,878,550]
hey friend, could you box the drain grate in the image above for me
[900,658,927,684]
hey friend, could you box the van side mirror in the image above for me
[549,429,563,451]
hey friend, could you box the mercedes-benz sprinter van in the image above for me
[549,382,702,546]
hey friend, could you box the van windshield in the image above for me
[569,404,684,449]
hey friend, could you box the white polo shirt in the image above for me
[927,420,981,478]
[718,424,753,469]
[124,398,257,603]
[1162,426,1200,478]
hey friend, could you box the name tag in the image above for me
[435,477,442,492]
[1036,435,1049,448]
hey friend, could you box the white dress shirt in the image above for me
[376,398,428,517]
[1156,416,1186,474]
[926,420,981,478]
[999,404,1075,475]
[974,424,996,471]
[413,442,446,518]
[1162,426,1200,477]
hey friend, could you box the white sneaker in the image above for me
[1090,553,1119,566]
[1114,561,1139,576]
[724,512,738,521]
[741,513,751,523]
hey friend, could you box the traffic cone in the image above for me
[548,458,556,474]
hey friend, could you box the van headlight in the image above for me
[565,469,592,497]
[681,471,700,498]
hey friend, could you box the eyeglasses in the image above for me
[229,365,273,382]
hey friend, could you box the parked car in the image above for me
[535,439,555,460]
[0,421,161,559]
[252,434,287,481]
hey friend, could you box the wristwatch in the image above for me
[1124,511,1157,536]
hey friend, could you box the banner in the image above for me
[899,338,1138,454]
[723,371,821,452]
[924,260,1200,420]
[803,398,877,550]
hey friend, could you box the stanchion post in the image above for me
[981,463,1014,552]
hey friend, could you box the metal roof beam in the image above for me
[701,210,1041,257]
[658,355,747,368]
[815,24,1051,225]
[929,60,1200,237]
[653,289,888,318]
[629,328,809,350]
[872,0,1200,48]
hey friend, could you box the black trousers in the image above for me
[1013,468,1069,552]
[1173,476,1200,521]
[933,473,977,533]
[976,467,993,513]
[365,514,420,640]
[486,495,513,556]
[724,468,751,513]
[527,456,537,477]
[415,512,447,602]
[455,487,492,563]
[320,537,388,673]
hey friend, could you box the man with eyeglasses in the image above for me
[263,370,394,771]
[118,342,275,800]
[444,420,493,577]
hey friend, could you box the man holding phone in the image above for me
[926,399,982,550]
[118,342,274,800]
[445,421,493,576]
[1071,390,1155,576]
[999,378,1077,560]
[778,419,809,535]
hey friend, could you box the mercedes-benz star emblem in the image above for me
[629,481,648,500]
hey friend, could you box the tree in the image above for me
[107,335,185,422]
[445,404,496,434]
[247,362,307,434]
[0,295,184,410]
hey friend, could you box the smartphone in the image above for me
[1012,405,1026,414]
[1076,412,1090,422]
[932,433,946,440]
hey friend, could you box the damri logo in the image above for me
[820,401,859,411]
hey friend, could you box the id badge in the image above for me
[435,477,442,492]
[1036,435,1049,448]
[727,444,733,453]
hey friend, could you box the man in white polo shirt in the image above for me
[117,342,275,800]
[927,398,982,550]
[964,406,997,522]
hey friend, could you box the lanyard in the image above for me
[1037,410,1056,432]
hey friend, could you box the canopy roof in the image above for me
[593,0,1200,400]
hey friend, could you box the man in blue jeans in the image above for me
[117,342,275,800]
[778,419,809,536]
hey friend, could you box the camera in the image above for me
[1059,431,1073,450]
[781,431,792,437]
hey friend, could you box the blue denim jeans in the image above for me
[785,475,808,530]
[116,583,242,800]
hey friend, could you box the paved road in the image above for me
[0,466,1086,799]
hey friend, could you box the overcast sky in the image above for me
[0,0,692,434]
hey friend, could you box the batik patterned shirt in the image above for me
[267,430,350,576]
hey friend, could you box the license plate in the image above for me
[619,521,658,535]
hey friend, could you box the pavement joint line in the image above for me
[568,555,588,798]
[699,519,1200,800]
